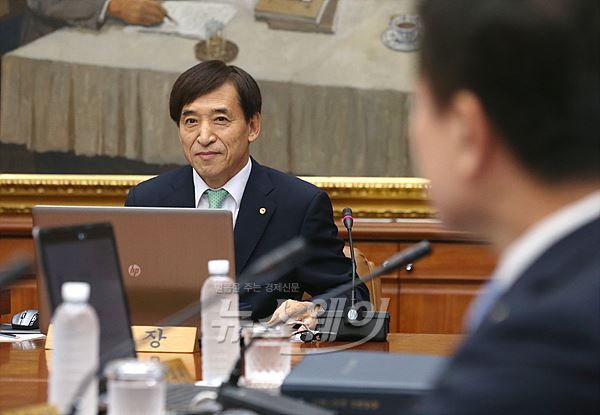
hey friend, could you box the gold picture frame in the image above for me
[0,174,434,219]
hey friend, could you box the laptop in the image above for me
[33,222,137,369]
[33,205,235,335]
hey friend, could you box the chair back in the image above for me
[343,246,382,310]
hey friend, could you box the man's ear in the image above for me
[450,90,496,181]
[248,113,261,143]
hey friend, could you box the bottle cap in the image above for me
[104,358,166,382]
[208,259,229,275]
[62,281,91,303]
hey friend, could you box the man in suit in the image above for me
[410,0,599,413]
[22,0,166,44]
[126,60,369,324]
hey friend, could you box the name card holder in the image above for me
[132,325,199,353]
[0,404,59,415]
[45,325,198,353]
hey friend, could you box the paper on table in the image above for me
[124,1,237,39]
[0,333,46,343]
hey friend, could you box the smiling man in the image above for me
[125,60,368,323]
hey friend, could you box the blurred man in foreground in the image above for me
[411,0,599,413]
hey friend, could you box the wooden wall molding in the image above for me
[0,174,434,219]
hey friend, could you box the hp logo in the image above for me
[128,264,142,277]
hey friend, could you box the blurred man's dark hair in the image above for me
[418,0,599,182]
[169,60,262,124]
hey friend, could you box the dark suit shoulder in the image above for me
[260,165,323,201]
[126,166,192,207]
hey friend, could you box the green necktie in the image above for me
[205,188,229,209]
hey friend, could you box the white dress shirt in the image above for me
[192,158,252,227]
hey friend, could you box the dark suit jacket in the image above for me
[422,218,600,415]
[125,159,369,320]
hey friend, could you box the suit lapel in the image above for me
[160,165,195,208]
[234,159,277,275]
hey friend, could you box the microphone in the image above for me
[0,257,32,288]
[342,207,353,231]
[381,240,432,274]
[341,207,359,321]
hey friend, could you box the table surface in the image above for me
[0,333,461,411]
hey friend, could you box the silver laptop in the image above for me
[32,205,235,334]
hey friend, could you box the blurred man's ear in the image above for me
[248,112,261,143]
[449,90,497,182]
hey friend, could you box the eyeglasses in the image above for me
[290,321,335,343]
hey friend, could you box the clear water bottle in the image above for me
[201,259,240,385]
[49,282,99,415]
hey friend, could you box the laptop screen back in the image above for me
[34,223,136,368]
[32,206,235,334]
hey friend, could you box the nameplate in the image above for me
[132,326,198,353]
[0,404,58,415]
[45,325,198,353]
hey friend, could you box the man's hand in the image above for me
[108,0,167,26]
[267,300,321,330]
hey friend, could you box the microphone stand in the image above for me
[342,208,358,321]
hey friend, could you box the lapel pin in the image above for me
[259,207,267,215]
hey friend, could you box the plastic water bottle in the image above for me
[49,282,99,415]
[201,259,240,385]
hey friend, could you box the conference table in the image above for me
[0,333,461,411]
